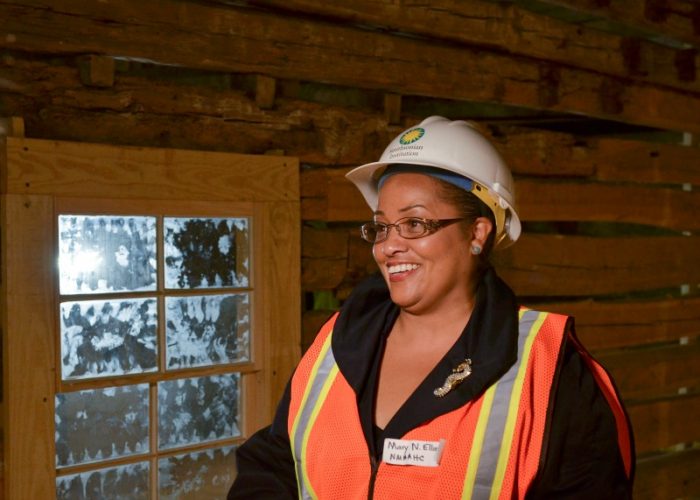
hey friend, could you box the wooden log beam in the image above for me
[244,0,700,93]
[301,230,700,297]
[301,168,700,232]
[528,0,700,50]
[636,448,700,499]
[2,1,700,133]
[627,393,700,454]
[495,234,700,297]
[533,296,700,350]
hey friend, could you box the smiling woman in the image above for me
[229,117,635,499]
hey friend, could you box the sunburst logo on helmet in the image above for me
[399,127,425,145]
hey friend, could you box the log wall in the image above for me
[1,0,699,497]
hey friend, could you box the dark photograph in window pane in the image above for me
[164,217,249,289]
[56,384,149,468]
[61,298,158,380]
[158,374,240,450]
[56,461,149,500]
[165,293,250,370]
[159,445,237,499]
[59,215,157,294]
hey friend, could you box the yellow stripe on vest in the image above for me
[488,311,547,500]
[461,382,499,499]
[291,329,337,500]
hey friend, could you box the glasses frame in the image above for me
[360,216,465,243]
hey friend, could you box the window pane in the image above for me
[164,217,249,289]
[165,293,250,370]
[159,445,237,499]
[58,215,157,294]
[60,298,158,380]
[158,374,240,450]
[56,384,149,467]
[56,461,149,500]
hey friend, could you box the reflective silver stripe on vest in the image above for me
[292,334,338,500]
[470,309,545,499]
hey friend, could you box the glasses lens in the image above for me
[361,222,381,242]
[399,218,429,238]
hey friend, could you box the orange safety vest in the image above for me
[288,308,632,500]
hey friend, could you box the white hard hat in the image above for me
[346,116,521,248]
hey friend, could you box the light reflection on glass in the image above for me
[58,215,157,294]
[164,217,249,289]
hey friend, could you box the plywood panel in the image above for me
[1,194,56,498]
[256,201,301,422]
[3,138,298,202]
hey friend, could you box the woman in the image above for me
[229,116,634,499]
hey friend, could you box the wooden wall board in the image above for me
[2,138,298,202]
[2,1,700,132]
[627,393,700,454]
[495,234,700,297]
[635,447,700,499]
[244,0,700,93]
[535,296,700,350]
[598,342,700,399]
[1,194,56,498]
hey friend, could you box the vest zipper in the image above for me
[368,454,379,500]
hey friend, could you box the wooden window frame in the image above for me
[1,137,300,498]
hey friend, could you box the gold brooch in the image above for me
[433,359,472,397]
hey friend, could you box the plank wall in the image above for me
[1,0,700,497]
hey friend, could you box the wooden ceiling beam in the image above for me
[2,1,700,133]
[240,0,700,93]
[522,0,700,49]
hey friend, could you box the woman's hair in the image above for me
[432,176,496,272]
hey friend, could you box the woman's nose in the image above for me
[380,225,407,255]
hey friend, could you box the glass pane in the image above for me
[159,445,237,499]
[58,215,157,294]
[164,217,249,289]
[158,374,240,450]
[56,384,149,468]
[56,461,149,500]
[60,298,158,380]
[165,293,250,370]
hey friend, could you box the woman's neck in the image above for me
[392,293,475,346]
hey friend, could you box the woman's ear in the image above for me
[470,216,493,252]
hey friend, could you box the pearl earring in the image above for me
[471,245,482,255]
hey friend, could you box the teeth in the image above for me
[388,263,419,274]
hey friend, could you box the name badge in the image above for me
[382,438,446,467]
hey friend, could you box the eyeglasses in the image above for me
[360,217,464,243]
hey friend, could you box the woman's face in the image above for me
[373,173,476,315]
